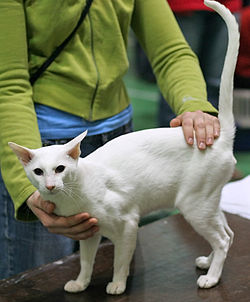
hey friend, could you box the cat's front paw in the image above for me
[197,275,219,288]
[106,281,126,295]
[64,280,89,293]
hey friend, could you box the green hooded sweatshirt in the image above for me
[0,0,217,220]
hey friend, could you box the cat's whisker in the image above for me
[60,187,83,213]
[61,184,121,220]
[63,186,82,200]
[63,180,79,187]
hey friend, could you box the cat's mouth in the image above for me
[47,191,57,195]
[44,188,59,195]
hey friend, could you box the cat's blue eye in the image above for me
[55,165,65,173]
[34,168,43,176]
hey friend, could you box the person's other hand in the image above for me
[26,191,99,240]
[170,110,220,150]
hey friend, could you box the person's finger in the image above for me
[177,113,195,145]
[213,116,221,138]
[170,117,182,128]
[29,203,55,225]
[64,225,100,241]
[37,199,55,214]
[47,216,98,235]
[204,115,215,146]
[27,191,55,214]
[194,112,206,150]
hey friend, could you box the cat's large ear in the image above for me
[65,130,88,160]
[8,142,34,166]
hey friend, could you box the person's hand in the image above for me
[26,191,99,240]
[170,110,220,150]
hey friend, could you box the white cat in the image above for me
[9,0,239,295]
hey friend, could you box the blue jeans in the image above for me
[0,121,132,279]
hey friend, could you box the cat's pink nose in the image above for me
[46,185,55,191]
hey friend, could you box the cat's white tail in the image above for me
[204,0,239,144]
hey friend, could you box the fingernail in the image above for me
[188,137,193,144]
[199,142,206,149]
[207,138,213,145]
[81,213,90,220]
[90,218,98,225]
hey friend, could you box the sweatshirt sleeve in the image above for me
[131,0,218,115]
[0,0,42,220]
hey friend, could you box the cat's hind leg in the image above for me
[195,210,233,270]
[196,225,231,288]
[182,208,232,288]
[220,210,234,246]
[106,221,138,295]
[64,234,101,293]
[197,215,231,288]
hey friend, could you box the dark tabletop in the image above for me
[0,213,249,302]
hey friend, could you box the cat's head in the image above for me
[8,131,87,196]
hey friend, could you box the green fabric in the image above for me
[0,0,217,220]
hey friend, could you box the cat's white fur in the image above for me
[9,0,239,295]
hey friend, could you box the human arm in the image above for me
[131,0,219,147]
[0,0,41,219]
[0,1,97,239]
